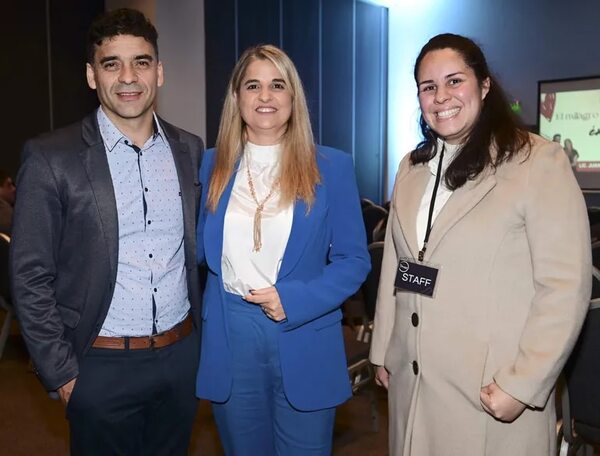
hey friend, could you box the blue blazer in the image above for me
[195,145,370,411]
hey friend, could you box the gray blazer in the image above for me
[10,112,203,391]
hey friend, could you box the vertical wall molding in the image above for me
[317,0,323,144]
[234,0,239,58]
[379,7,389,195]
[351,0,357,162]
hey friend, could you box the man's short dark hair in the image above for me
[86,8,158,64]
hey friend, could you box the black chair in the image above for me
[558,267,600,455]
[363,242,384,321]
[360,198,376,210]
[372,223,387,243]
[343,241,385,432]
[362,205,388,245]
[587,207,600,244]
[0,233,13,360]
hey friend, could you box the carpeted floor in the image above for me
[0,320,389,455]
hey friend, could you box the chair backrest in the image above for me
[360,198,375,210]
[588,206,600,244]
[362,241,384,321]
[0,234,9,302]
[565,293,600,443]
[362,205,388,245]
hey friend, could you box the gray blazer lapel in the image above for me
[79,114,119,278]
[161,121,200,269]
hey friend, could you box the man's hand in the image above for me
[480,381,526,422]
[58,377,77,406]
[375,365,390,389]
[244,287,286,322]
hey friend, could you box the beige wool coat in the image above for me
[370,135,592,456]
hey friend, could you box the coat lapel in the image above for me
[394,162,430,258]
[161,121,199,269]
[277,185,326,280]
[79,113,119,278]
[204,164,238,275]
[425,171,497,259]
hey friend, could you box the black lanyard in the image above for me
[418,145,445,262]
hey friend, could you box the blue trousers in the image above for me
[212,292,335,456]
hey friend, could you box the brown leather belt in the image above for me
[92,314,193,350]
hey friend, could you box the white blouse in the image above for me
[416,139,460,249]
[222,142,294,296]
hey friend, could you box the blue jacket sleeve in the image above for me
[276,150,371,330]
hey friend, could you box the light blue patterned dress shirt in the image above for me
[97,107,190,336]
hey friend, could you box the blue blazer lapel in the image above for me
[204,164,238,274]
[278,184,326,280]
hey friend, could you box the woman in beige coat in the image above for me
[370,33,592,455]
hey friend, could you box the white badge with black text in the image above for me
[394,258,439,297]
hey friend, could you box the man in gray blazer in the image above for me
[10,9,203,455]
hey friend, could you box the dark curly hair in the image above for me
[411,33,531,190]
[86,8,158,63]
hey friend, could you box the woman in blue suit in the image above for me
[196,44,370,455]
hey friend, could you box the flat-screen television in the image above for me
[538,76,600,190]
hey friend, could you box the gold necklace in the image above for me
[245,157,279,252]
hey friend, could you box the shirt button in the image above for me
[147,220,152,225]
[154,288,157,292]
[412,360,419,375]
[145,187,148,192]
[149,254,153,258]
[411,313,419,327]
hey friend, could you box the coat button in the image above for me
[411,313,419,327]
[412,360,419,375]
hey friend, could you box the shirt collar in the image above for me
[244,141,282,165]
[428,138,461,177]
[97,107,165,152]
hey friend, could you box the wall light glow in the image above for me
[362,0,396,7]
[385,0,439,197]
[365,0,434,10]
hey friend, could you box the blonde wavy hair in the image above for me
[207,44,320,212]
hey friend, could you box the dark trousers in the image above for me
[66,330,199,456]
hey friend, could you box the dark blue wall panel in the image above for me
[238,0,281,53]
[355,2,387,203]
[281,0,321,139]
[204,0,388,202]
[205,0,237,147]
[321,0,354,154]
